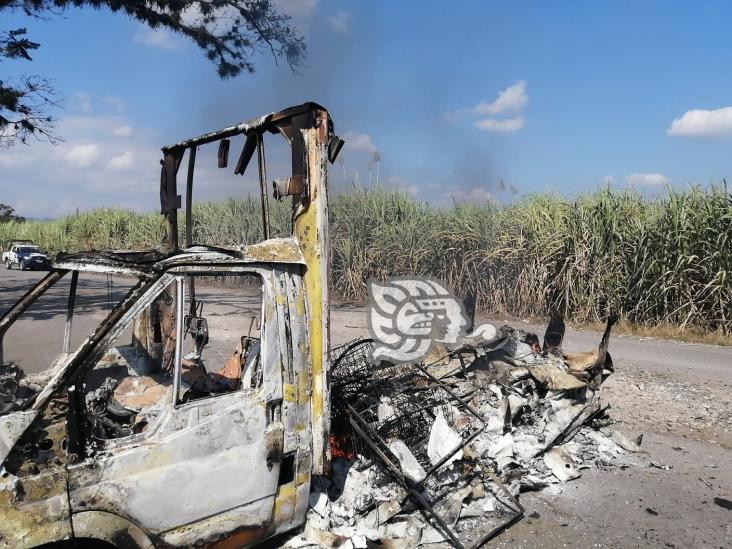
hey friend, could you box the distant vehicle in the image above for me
[2,242,52,270]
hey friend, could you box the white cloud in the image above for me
[624,173,669,186]
[446,80,528,133]
[328,11,350,33]
[474,115,525,132]
[343,131,376,153]
[473,80,528,116]
[133,27,181,50]
[112,125,133,137]
[64,143,100,168]
[1,108,158,217]
[667,106,732,138]
[108,151,135,171]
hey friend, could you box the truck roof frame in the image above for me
[51,237,306,276]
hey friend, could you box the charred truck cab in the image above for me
[0,103,343,547]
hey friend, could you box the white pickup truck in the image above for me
[2,242,52,270]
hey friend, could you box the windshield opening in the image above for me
[0,269,143,414]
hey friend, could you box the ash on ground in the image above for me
[285,316,643,548]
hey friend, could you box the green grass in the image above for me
[2,184,730,334]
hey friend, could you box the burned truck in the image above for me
[0,103,344,548]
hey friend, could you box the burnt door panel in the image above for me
[67,389,282,544]
[67,270,286,546]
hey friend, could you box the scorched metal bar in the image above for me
[414,363,488,424]
[257,133,271,240]
[63,270,79,354]
[348,403,465,549]
[185,146,196,248]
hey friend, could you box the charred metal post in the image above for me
[63,271,79,354]
[172,276,184,403]
[66,383,85,463]
[161,152,182,251]
[185,147,198,314]
[217,139,230,168]
[234,133,257,176]
[292,108,332,474]
[185,147,197,248]
[256,133,271,240]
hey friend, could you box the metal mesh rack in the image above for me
[330,338,524,548]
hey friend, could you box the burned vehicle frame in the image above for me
[0,103,342,548]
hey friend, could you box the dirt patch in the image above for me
[492,431,732,548]
[604,369,732,449]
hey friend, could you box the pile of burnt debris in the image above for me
[0,363,42,414]
[286,315,644,548]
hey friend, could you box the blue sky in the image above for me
[2,1,732,217]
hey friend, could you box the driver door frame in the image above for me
[66,266,287,546]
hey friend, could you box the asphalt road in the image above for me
[1,267,138,374]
